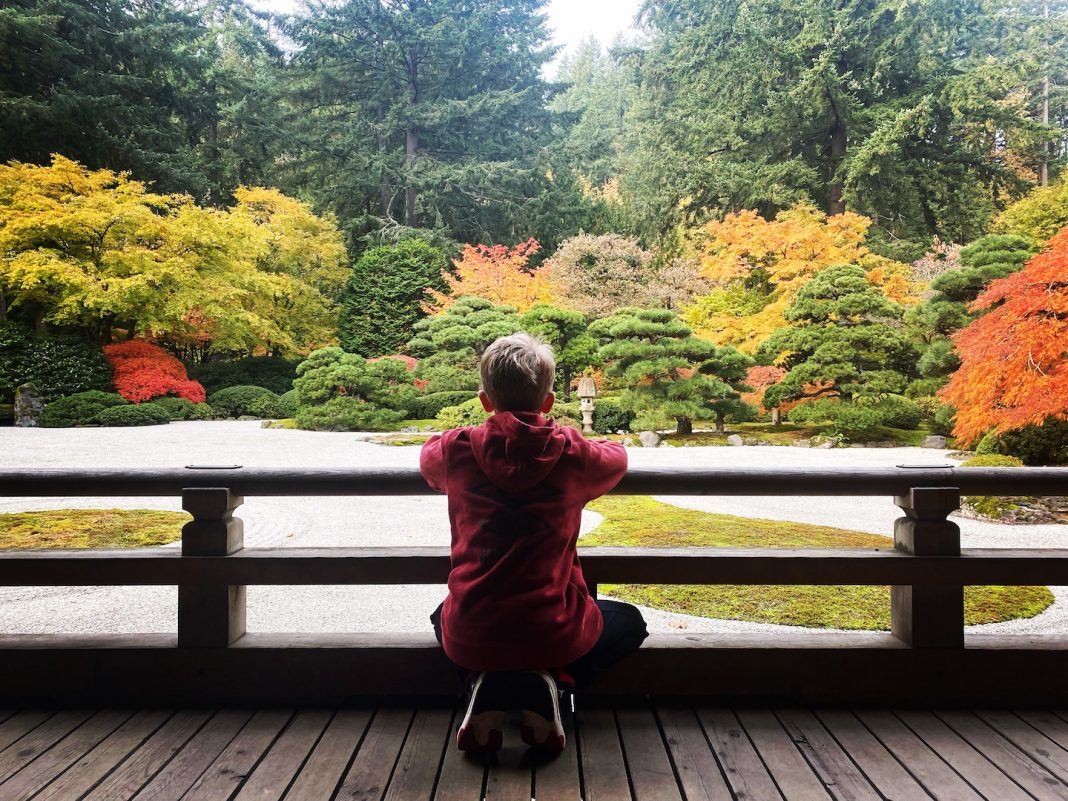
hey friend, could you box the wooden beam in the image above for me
[4,546,1068,586]
[0,466,1065,497]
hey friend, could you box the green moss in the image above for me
[0,509,188,549]
[580,496,1052,629]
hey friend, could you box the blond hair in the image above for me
[479,333,555,411]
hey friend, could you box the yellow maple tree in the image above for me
[425,238,551,313]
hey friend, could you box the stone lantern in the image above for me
[577,373,597,434]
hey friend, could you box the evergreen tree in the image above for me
[339,240,450,357]
[591,307,751,434]
[759,265,918,430]
[520,304,599,401]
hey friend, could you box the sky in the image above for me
[250,0,643,73]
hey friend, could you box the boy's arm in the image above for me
[582,438,628,502]
[419,434,448,493]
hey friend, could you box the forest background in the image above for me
[2,0,1068,462]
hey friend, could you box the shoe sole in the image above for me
[519,671,566,753]
[457,710,505,753]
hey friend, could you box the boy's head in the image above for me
[479,333,556,414]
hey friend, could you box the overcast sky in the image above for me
[250,0,643,72]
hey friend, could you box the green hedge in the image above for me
[295,397,406,431]
[406,391,478,420]
[148,397,214,421]
[189,356,302,395]
[208,385,279,418]
[40,391,128,427]
[593,397,635,434]
[94,404,171,427]
[436,398,490,429]
[0,322,112,403]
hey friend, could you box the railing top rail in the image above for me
[2,465,1066,497]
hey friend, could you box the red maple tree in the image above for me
[940,227,1068,443]
[104,341,206,403]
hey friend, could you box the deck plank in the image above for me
[384,708,453,801]
[334,707,413,801]
[577,707,631,801]
[532,706,582,801]
[895,710,1033,801]
[0,710,95,784]
[697,708,782,801]
[34,710,172,801]
[656,704,732,801]
[853,710,981,801]
[775,709,881,801]
[484,741,534,801]
[433,711,486,801]
[1017,710,1068,753]
[976,710,1068,783]
[0,709,131,800]
[616,706,683,801]
[233,709,332,801]
[815,710,932,800]
[81,710,213,801]
[737,709,830,801]
[936,710,1068,801]
[0,711,54,755]
[285,709,372,801]
[179,710,293,801]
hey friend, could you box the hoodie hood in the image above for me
[469,411,568,493]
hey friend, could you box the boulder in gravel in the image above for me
[921,435,948,449]
[401,426,419,434]
[14,383,44,427]
[622,435,636,447]
[726,434,744,446]
[638,431,661,448]
[793,439,812,448]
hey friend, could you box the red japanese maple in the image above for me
[940,227,1068,444]
[104,341,206,403]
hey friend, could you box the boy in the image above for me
[420,333,648,754]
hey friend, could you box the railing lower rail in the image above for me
[1,465,1066,705]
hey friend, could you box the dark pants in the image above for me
[430,598,648,689]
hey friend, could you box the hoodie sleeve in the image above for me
[420,434,448,493]
[581,438,628,503]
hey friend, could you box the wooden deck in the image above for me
[3,703,1068,800]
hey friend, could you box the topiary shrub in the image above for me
[40,391,128,427]
[406,391,479,420]
[975,431,1001,456]
[788,396,922,437]
[275,389,299,419]
[961,454,1024,468]
[93,404,171,427]
[960,454,1028,519]
[997,419,1068,466]
[189,356,303,395]
[436,398,490,429]
[149,397,214,421]
[0,322,112,403]
[295,397,406,431]
[592,396,635,434]
[553,415,583,430]
[208,385,279,418]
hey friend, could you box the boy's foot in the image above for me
[456,672,508,753]
[518,670,566,753]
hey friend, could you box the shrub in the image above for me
[975,431,1001,456]
[436,398,490,429]
[592,397,635,434]
[997,419,1068,466]
[275,389,300,419]
[788,396,922,436]
[961,454,1024,467]
[960,454,1027,519]
[0,322,112,403]
[553,415,583,430]
[295,397,406,431]
[189,356,303,395]
[149,397,214,421]
[209,385,279,418]
[405,391,478,420]
[93,404,171,427]
[40,391,128,427]
[550,400,581,420]
[104,341,205,402]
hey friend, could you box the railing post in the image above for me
[891,487,962,648]
[178,488,245,647]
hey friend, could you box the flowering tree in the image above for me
[104,341,205,403]
[425,239,549,313]
[940,228,1068,444]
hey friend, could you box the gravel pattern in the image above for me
[1,421,1065,638]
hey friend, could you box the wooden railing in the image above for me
[1,465,1067,705]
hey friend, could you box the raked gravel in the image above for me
[1,421,1065,638]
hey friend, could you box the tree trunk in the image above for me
[828,120,847,215]
[716,411,725,434]
[562,365,572,402]
[772,407,781,425]
[377,105,392,218]
[0,291,7,322]
[1041,1,1050,186]
[404,52,419,228]
[676,417,693,435]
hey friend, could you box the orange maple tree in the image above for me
[424,238,550,313]
[940,227,1068,444]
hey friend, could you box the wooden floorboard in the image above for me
[8,704,1068,800]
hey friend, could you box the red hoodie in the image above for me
[420,412,628,671]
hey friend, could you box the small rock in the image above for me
[726,434,744,446]
[638,431,661,448]
[849,443,865,448]
[401,426,419,433]
[817,440,836,449]
[921,435,948,449]
[421,425,435,432]
[622,436,636,448]
[793,439,812,448]
[14,383,45,427]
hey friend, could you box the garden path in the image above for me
[0,422,1064,638]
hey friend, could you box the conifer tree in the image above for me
[520,304,599,401]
